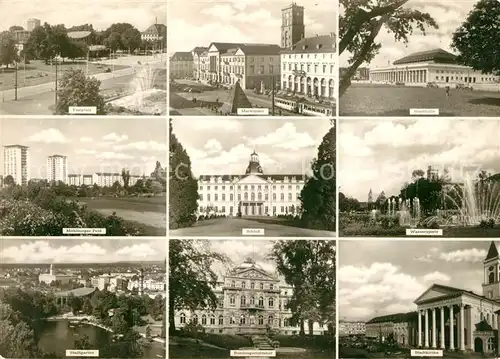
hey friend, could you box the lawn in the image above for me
[71,195,166,212]
[340,83,500,116]
[0,60,129,90]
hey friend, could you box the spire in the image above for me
[485,241,499,261]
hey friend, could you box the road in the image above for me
[169,217,335,237]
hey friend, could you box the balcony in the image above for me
[292,69,307,77]
[241,303,266,310]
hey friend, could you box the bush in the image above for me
[197,333,251,349]
[479,219,496,229]
[270,334,334,351]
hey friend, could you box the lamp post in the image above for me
[14,61,18,100]
[54,58,59,108]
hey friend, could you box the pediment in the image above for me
[235,48,245,56]
[233,268,274,281]
[208,44,219,53]
[414,284,462,304]
[235,175,269,185]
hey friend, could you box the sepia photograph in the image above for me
[338,118,500,237]
[169,238,335,359]
[168,0,336,117]
[169,117,335,237]
[0,237,166,359]
[339,240,500,358]
[339,0,500,116]
[0,0,167,116]
[0,117,167,236]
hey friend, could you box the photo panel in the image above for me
[0,0,167,116]
[168,0,336,117]
[338,239,500,357]
[169,117,336,237]
[168,238,335,359]
[338,118,500,238]
[0,116,167,237]
[339,0,500,117]
[0,237,166,359]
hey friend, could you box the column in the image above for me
[460,305,465,351]
[418,310,422,347]
[425,309,429,347]
[449,305,455,350]
[432,308,437,348]
[440,307,445,349]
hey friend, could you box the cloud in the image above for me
[115,244,158,259]
[422,271,451,283]
[80,137,93,143]
[114,141,166,152]
[245,123,316,150]
[96,152,134,160]
[439,248,487,263]
[75,149,97,155]
[102,132,128,142]
[204,139,223,154]
[28,129,68,144]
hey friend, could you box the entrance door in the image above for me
[258,205,262,216]
[475,337,483,353]
[446,76,449,83]
[251,205,255,215]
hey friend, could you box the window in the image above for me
[231,280,235,287]
[280,193,284,200]
[269,297,274,307]
[180,313,186,324]
[250,296,255,305]
[202,314,207,325]
[242,281,246,289]
[230,295,235,306]
[210,315,216,325]
[268,315,274,325]
[222,194,225,201]
[240,315,246,325]
[258,296,264,307]
[258,315,264,325]
[250,281,255,289]
[192,314,198,324]
[270,284,274,290]
[260,282,264,290]
[219,315,224,325]
[241,295,246,306]
[230,193,233,201]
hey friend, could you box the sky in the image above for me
[0,117,167,178]
[0,238,165,263]
[0,0,166,32]
[339,240,495,321]
[338,119,500,201]
[339,0,479,68]
[171,117,333,177]
[168,0,337,53]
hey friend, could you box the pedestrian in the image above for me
[445,86,450,98]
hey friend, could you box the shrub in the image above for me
[197,333,251,349]
[479,219,496,229]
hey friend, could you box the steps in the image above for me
[251,335,274,350]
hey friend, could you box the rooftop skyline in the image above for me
[338,119,500,200]
[0,0,166,32]
[0,238,166,264]
[340,0,479,68]
[1,118,167,178]
[168,0,336,53]
[339,240,495,321]
[171,118,333,177]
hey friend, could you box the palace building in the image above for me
[173,258,328,335]
[196,151,306,217]
[369,48,500,88]
[366,241,500,354]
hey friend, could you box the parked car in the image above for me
[426,82,438,88]
[456,83,473,91]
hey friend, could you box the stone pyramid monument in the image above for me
[220,80,252,114]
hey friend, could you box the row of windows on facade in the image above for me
[199,205,298,214]
[179,313,292,326]
[200,192,300,202]
[200,184,301,191]
[283,63,334,74]
[227,295,282,308]
[229,280,281,290]
[435,69,495,78]
[284,53,335,60]
[200,176,301,184]
[434,75,494,83]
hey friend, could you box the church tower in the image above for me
[245,151,264,175]
[483,241,500,301]
[281,2,305,49]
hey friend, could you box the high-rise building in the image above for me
[46,154,68,183]
[281,2,305,49]
[27,18,41,31]
[3,145,29,186]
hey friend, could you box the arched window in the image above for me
[258,192,262,200]
[244,192,248,200]
[231,280,235,287]
[270,283,274,290]
[210,315,216,325]
[240,315,246,325]
[250,315,255,325]
[284,318,289,327]
[268,297,274,307]
[202,314,207,325]
[192,314,198,324]
[242,281,246,289]
[258,315,264,325]
[230,295,235,305]
[489,272,495,284]
[251,192,255,201]
[250,282,255,289]
[180,313,186,324]
[260,282,264,290]
[268,315,274,325]
[219,315,224,325]
[250,296,255,305]
[241,295,246,306]
[258,296,264,307]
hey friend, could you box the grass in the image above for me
[70,195,166,213]
[0,60,129,90]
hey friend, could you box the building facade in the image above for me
[369,48,500,88]
[174,258,328,335]
[281,3,305,49]
[46,154,68,183]
[39,264,74,285]
[27,18,40,31]
[197,151,305,217]
[365,312,418,346]
[339,320,366,335]
[141,23,167,50]
[3,145,29,186]
[170,52,194,79]
[67,173,142,187]
[191,46,208,80]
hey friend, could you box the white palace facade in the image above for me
[173,258,328,335]
[196,151,305,217]
[369,48,500,88]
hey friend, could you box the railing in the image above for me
[241,303,266,309]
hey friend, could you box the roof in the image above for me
[198,174,307,181]
[192,46,208,55]
[393,48,457,65]
[48,154,66,158]
[54,287,96,297]
[171,52,193,61]
[239,44,282,55]
[4,144,29,148]
[220,81,252,114]
[67,31,91,39]
[475,319,494,332]
[485,241,499,261]
[142,24,166,35]
[415,283,500,306]
[281,34,336,54]
[366,312,417,324]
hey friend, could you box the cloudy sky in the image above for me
[0,238,165,263]
[339,240,495,321]
[0,117,167,179]
[171,118,332,177]
[340,0,479,68]
[168,0,336,53]
[338,119,500,200]
[0,0,166,32]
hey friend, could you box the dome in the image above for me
[245,151,263,175]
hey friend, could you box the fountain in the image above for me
[396,197,421,227]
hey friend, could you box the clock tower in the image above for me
[281,2,305,49]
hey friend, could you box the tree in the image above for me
[339,192,361,212]
[299,125,335,231]
[375,191,387,210]
[0,31,19,67]
[452,0,500,76]
[411,169,425,180]
[339,0,438,97]
[121,169,130,189]
[104,32,122,52]
[169,120,199,229]
[55,68,106,115]
[74,334,93,350]
[121,28,142,53]
[9,26,24,31]
[169,239,230,333]
[4,175,15,186]
[367,189,373,210]
[25,23,69,63]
